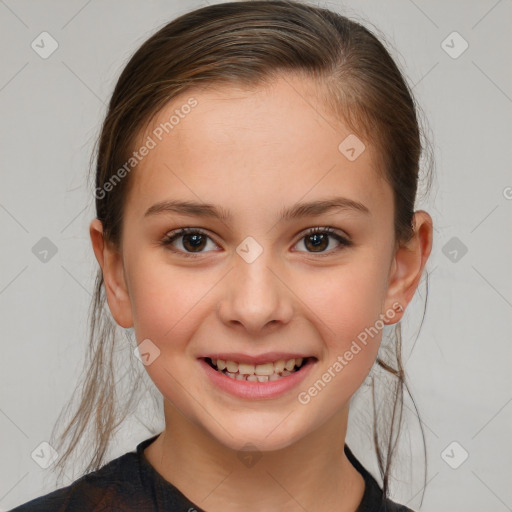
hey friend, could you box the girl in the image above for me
[12,1,433,510]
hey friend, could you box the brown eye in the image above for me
[294,227,351,255]
[304,232,329,252]
[161,228,218,257]
[181,232,207,252]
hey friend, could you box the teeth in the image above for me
[254,362,275,376]
[284,359,296,371]
[238,363,255,375]
[274,360,285,373]
[226,360,238,373]
[210,357,306,377]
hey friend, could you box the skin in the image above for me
[90,74,433,512]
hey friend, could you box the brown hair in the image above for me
[49,0,433,506]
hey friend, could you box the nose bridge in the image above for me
[218,237,293,332]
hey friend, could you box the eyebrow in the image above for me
[144,196,370,221]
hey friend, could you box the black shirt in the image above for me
[10,434,414,511]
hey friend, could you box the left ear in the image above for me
[383,210,433,324]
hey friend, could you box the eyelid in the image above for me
[291,226,352,256]
[161,225,352,258]
[161,227,220,256]
[295,225,351,241]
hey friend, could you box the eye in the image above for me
[293,226,352,255]
[161,228,219,257]
[161,226,352,258]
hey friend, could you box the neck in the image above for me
[144,399,365,512]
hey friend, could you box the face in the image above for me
[92,74,430,452]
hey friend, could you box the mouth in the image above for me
[202,356,315,382]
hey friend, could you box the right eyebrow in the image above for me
[143,196,371,221]
[144,200,232,220]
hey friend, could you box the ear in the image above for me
[89,219,133,328]
[383,210,433,324]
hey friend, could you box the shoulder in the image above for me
[343,443,416,512]
[381,498,415,512]
[358,489,415,512]
[9,451,145,512]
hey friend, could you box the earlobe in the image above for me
[89,219,134,328]
[383,211,433,325]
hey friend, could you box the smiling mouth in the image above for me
[203,356,314,382]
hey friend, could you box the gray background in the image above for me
[1,0,511,510]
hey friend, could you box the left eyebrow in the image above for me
[279,197,370,220]
[143,196,370,221]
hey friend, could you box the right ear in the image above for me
[89,219,133,328]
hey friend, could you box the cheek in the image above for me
[302,261,386,328]
[127,256,206,344]
[292,267,386,416]
[126,260,213,407]
[295,260,386,366]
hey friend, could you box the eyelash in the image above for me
[160,226,352,258]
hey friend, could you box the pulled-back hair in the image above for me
[49,1,432,507]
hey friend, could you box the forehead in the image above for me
[126,75,391,221]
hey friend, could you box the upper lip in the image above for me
[199,352,315,365]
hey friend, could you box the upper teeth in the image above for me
[212,357,304,375]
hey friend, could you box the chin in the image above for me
[203,411,311,453]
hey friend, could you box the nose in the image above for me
[216,247,294,334]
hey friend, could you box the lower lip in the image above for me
[199,358,316,400]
